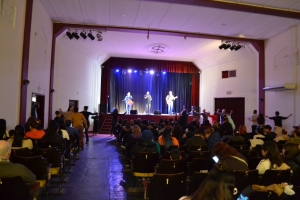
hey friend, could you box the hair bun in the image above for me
[215,162,229,172]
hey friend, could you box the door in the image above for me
[214,98,245,129]
[69,100,79,109]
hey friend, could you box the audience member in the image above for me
[158,128,179,148]
[257,113,265,127]
[7,125,33,150]
[69,107,88,150]
[120,122,132,145]
[274,128,290,143]
[59,105,74,120]
[0,119,8,139]
[263,125,276,141]
[24,120,45,139]
[58,123,70,140]
[54,110,65,125]
[266,111,292,127]
[170,148,182,160]
[226,129,245,145]
[172,122,183,140]
[185,129,206,148]
[24,116,36,133]
[179,162,237,200]
[204,128,221,150]
[256,141,290,174]
[125,125,142,158]
[211,142,248,170]
[282,142,300,173]
[80,106,97,144]
[220,117,233,136]
[149,122,159,140]
[286,129,300,145]
[199,120,211,133]
[130,130,160,159]
[248,110,258,134]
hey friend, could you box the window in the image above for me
[222,70,236,79]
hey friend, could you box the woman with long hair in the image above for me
[172,122,183,140]
[180,162,237,200]
[256,141,290,174]
[211,142,248,170]
[24,116,36,132]
[158,128,179,148]
[7,125,33,149]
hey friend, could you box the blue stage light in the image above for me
[128,69,132,73]
[150,70,154,75]
[116,69,119,72]
[134,70,137,73]
[162,71,166,74]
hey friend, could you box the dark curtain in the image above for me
[109,70,192,114]
[214,98,245,130]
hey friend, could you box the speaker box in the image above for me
[130,110,138,114]
[154,110,162,115]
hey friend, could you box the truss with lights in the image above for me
[66,29,104,41]
[219,41,245,51]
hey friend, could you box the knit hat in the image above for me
[141,130,154,142]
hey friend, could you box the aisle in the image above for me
[44,134,141,200]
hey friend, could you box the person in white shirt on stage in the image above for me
[166,91,177,114]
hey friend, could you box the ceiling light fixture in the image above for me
[219,41,244,51]
[80,30,87,39]
[72,31,80,40]
[66,30,73,40]
[96,31,103,41]
[88,31,95,40]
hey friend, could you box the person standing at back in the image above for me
[248,110,258,134]
[69,107,87,150]
[80,106,96,144]
[266,111,292,127]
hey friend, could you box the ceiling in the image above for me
[40,0,300,69]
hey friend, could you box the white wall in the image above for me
[264,26,300,130]
[199,46,258,130]
[27,0,53,127]
[53,41,100,125]
[0,0,26,129]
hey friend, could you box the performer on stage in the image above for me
[166,91,177,114]
[123,92,133,114]
[144,91,152,114]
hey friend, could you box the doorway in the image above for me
[31,93,45,128]
[214,97,245,129]
[69,100,79,109]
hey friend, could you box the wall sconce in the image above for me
[226,91,232,95]
[50,89,55,93]
[23,80,30,85]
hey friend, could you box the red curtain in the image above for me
[191,73,199,106]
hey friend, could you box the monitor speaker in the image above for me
[130,110,138,114]
[154,110,162,115]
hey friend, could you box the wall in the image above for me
[264,25,300,130]
[53,41,100,126]
[27,0,53,128]
[199,47,258,130]
[0,0,26,129]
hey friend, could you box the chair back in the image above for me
[290,168,300,186]
[10,147,31,158]
[187,172,208,195]
[187,145,208,152]
[156,159,187,174]
[12,155,49,180]
[0,176,30,200]
[188,158,215,176]
[233,170,259,192]
[248,157,262,170]
[232,144,250,151]
[187,151,211,162]
[132,152,159,174]
[239,150,258,160]
[260,169,291,186]
[148,172,186,200]
[162,151,185,160]
[167,145,180,151]
[32,147,63,168]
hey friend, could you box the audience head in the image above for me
[45,120,59,138]
[29,120,38,130]
[204,128,214,139]
[238,125,247,134]
[283,143,299,159]
[55,110,61,117]
[211,142,238,160]
[132,125,141,135]
[0,141,11,159]
[256,126,264,135]
[170,148,182,160]
[190,162,236,200]
[8,130,15,137]
[294,130,300,138]
[141,130,154,142]
[261,141,283,167]
[84,106,88,110]
[74,107,79,113]
[65,120,72,127]
[275,111,280,116]
[26,116,36,125]
[0,119,7,139]
[12,125,25,148]
[67,105,74,111]
[264,125,272,133]
[194,129,202,136]
[282,128,288,135]
[212,121,219,129]
[186,131,194,139]
[253,110,257,114]
[125,122,131,129]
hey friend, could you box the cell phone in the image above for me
[212,156,219,163]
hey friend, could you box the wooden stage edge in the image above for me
[105,113,197,121]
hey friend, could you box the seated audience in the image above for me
[274,128,290,143]
[130,130,160,159]
[256,141,290,174]
[220,117,233,136]
[120,122,132,145]
[211,142,248,170]
[0,140,36,186]
[172,122,183,140]
[170,148,182,160]
[185,129,206,148]
[226,129,245,145]
[149,122,159,140]
[179,162,237,200]
[0,118,9,139]
[282,142,300,173]
[158,128,179,148]
[286,129,300,145]
[54,110,65,125]
[65,120,79,138]
[263,125,277,141]
[24,120,45,139]
[24,116,36,133]
[7,125,33,150]
[125,125,142,158]
[39,120,65,152]
[58,123,70,140]
[204,128,221,150]
[7,130,15,140]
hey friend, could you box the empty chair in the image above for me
[0,176,30,200]
[260,169,291,186]
[156,159,187,174]
[10,147,31,158]
[187,151,211,162]
[188,158,215,176]
[233,170,259,192]
[239,150,258,160]
[148,172,186,200]
[187,172,208,195]
[248,157,262,170]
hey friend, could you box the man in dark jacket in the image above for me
[185,129,206,148]
[264,125,277,141]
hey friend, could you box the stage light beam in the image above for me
[150,70,154,74]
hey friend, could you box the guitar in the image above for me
[166,96,178,105]
[126,99,134,106]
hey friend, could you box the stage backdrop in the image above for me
[109,70,192,114]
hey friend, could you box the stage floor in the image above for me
[106,113,196,122]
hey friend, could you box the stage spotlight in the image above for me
[235,44,242,51]
[96,32,103,41]
[88,31,95,40]
[66,31,73,40]
[162,72,166,74]
[139,70,143,75]
[80,31,87,39]
[224,43,231,50]
[145,70,149,74]
[72,31,80,40]
[122,70,126,75]
[134,70,137,73]
[230,44,236,51]
[128,69,132,73]
[116,69,119,72]
[219,43,226,50]
[149,70,154,75]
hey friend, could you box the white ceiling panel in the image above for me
[79,0,110,25]
[156,4,199,31]
[240,0,274,6]
[39,0,60,21]
[109,0,141,27]
[134,1,170,29]
[265,0,300,10]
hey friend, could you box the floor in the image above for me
[43,134,144,200]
